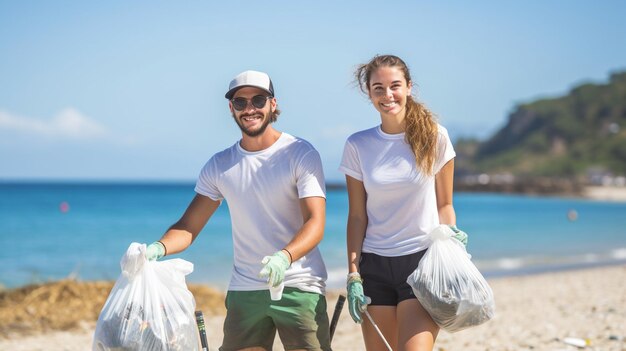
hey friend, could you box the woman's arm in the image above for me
[435,158,457,225]
[346,175,368,274]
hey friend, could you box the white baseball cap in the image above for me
[225,70,275,99]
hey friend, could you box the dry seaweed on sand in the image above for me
[0,279,225,339]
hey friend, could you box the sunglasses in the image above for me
[231,95,272,111]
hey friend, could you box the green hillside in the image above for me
[460,71,626,177]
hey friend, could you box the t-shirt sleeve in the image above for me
[434,125,456,174]
[194,157,224,201]
[295,149,326,199]
[338,138,363,181]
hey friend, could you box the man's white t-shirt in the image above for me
[195,133,327,294]
[339,124,456,257]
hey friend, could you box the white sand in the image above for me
[583,186,626,202]
[2,265,624,351]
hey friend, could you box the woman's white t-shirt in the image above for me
[195,133,328,294]
[339,124,456,256]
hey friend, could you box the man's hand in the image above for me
[448,225,468,247]
[347,273,367,324]
[259,250,291,287]
[146,241,166,261]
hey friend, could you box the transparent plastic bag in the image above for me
[93,242,199,351]
[407,225,495,333]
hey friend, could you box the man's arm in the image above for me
[282,195,326,262]
[158,194,221,256]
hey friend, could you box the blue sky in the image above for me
[1,1,625,182]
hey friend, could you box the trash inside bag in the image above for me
[407,225,495,333]
[93,242,199,351]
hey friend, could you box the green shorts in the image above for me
[220,287,331,351]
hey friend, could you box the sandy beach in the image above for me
[1,265,624,351]
[583,186,626,202]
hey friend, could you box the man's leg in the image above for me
[220,290,277,351]
[269,287,331,351]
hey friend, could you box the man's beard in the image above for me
[232,111,271,137]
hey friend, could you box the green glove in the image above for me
[259,251,291,287]
[347,273,367,324]
[448,225,468,247]
[146,241,166,261]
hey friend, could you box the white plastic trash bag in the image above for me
[407,225,495,333]
[93,242,199,351]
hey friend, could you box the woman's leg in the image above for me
[396,299,439,351]
[361,305,397,351]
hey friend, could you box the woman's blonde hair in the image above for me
[355,55,439,175]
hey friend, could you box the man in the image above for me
[146,70,331,351]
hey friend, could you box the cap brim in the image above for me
[225,85,274,99]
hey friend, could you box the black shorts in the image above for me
[359,250,427,306]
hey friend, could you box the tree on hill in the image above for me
[461,71,626,177]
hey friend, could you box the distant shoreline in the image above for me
[455,185,626,203]
[2,180,625,202]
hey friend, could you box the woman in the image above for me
[339,55,467,351]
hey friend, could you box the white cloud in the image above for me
[0,108,108,140]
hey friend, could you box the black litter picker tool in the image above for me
[195,310,209,351]
[329,294,346,343]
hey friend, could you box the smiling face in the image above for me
[229,87,277,137]
[368,66,412,117]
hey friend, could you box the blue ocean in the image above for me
[1,182,625,290]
